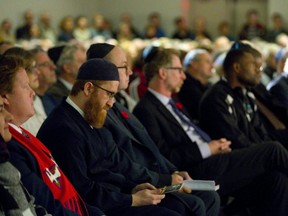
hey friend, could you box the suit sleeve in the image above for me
[99,128,164,187]
[133,102,203,169]
[269,81,288,107]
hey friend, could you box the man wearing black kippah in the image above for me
[37,59,184,216]
[86,43,221,216]
[87,43,137,111]
[47,43,87,104]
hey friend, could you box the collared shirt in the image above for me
[66,97,93,129]
[148,88,211,158]
[9,123,22,134]
[59,77,73,91]
[66,97,84,117]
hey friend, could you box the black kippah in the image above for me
[77,58,119,81]
[87,43,115,60]
[48,45,65,64]
[142,46,162,63]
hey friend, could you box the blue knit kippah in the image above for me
[77,59,119,81]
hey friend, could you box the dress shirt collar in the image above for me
[148,88,171,106]
[59,77,73,91]
[66,96,84,118]
[9,123,22,134]
[66,97,94,129]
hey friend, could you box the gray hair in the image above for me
[183,49,208,68]
[56,44,79,74]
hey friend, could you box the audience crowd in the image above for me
[1,7,288,216]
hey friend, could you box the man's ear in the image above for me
[158,67,167,80]
[83,82,93,96]
[233,62,240,74]
[2,94,10,106]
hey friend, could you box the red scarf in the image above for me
[9,126,88,216]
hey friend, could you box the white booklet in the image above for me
[182,180,220,191]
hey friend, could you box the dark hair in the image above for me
[143,48,180,83]
[0,56,24,94]
[70,80,87,96]
[70,80,107,96]
[223,47,257,80]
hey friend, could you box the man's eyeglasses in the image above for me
[164,67,184,74]
[117,65,129,74]
[91,82,116,100]
[26,62,38,74]
[36,61,55,68]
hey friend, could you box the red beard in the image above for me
[83,94,107,128]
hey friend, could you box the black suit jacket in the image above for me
[105,101,177,187]
[133,91,203,170]
[178,74,209,122]
[268,75,288,108]
[37,100,160,211]
[252,83,288,127]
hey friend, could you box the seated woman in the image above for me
[0,55,104,216]
[4,47,45,135]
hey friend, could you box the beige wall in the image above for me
[0,0,287,40]
[0,0,99,34]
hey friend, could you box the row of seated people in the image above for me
[1,8,288,48]
[1,41,288,215]
[0,47,219,215]
[176,45,288,147]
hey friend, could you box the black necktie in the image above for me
[168,99,211,142]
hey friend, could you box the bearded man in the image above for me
[37,58,188,216]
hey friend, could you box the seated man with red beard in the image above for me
[37,59,185,216]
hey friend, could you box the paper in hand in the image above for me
[182,180,220,191]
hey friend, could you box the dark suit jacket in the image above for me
[133,91,203,170]
[47,79,70,104]
[8,136,102,216]
[37,100,162,211]
[252,83,288,127]
[178,74,210,122]
[268,75,288,108]
[105,101,177,187]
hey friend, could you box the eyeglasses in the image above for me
[26,63,38,74]
[164,67,184,74]
[91,82,116,100]
[36,61,55,68]
[117,65,129,74]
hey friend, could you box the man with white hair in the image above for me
[178,49,214,121]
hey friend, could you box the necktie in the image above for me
[255,99,286,130]
[169,99,211,142]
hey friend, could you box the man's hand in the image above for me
[176,171,192,180]
[132,188,165,206]
[208,138,232,155]
[171,172,184,185]
[132,183,157,194]
[171,171,192,193]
